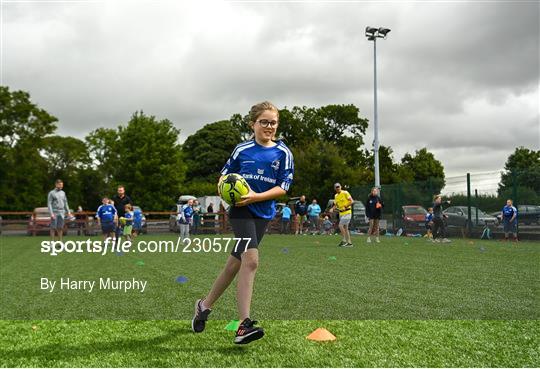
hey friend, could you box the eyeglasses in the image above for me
[256,119,278,128]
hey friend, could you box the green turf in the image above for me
[1,234,538,320]
[0,234,539,367]
[0,320,538,367]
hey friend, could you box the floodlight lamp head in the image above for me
[377,28,391,38]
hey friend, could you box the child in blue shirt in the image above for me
[96,197,117,240]
[425,207,434,239]
[191,101,294,345]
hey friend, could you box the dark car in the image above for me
[402,205,428,230]
[444,206,497,227]
[492,205,540,225]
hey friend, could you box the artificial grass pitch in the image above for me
[0,320,538,367]
[1,234,538,320]
[0,234,538,366]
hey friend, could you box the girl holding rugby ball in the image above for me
[191,101,294,344]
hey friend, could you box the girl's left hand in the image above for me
[235,191,260,207]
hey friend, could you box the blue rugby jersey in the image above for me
[96,204,117,223]
[221,139,294,219]
[502,205,517,221]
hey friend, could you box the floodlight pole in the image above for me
[372,36,380,189]
[366,26,390,189]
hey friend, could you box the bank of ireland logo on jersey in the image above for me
[271,160,280,170]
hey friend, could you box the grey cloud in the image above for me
[2,0,538,177]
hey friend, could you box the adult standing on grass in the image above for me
[47,179,72,241]
[192,101,294,345]
[294,195,308,235]
[178,198,194,244]
[307,199,321,235]
[192,200,201,235]
[501,199,518,242]
[280,204,292,234]
[432,195,451,243]
[365,187,384,243]
[112,185,132,242]
[330,183,354,247]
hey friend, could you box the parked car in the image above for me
[28,207,67,235]
[351,201,369,230]
[444,206,497,227]
[402,205,428,230]
[491,205,540,225]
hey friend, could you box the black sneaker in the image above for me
[338,240,347,247]
[343,242,354,248]
[191,299,211,333]
[234,318,264,344]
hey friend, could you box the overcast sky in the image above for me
[2,0,539,184]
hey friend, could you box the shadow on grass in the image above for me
[1,326,249,364]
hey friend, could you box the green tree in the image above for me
[291,140,369,207]
[498,147,540,197]
[400,147,445,194]
[40,136,92,209]
[0,86,58,210]
[85,127,120,185]
[182,120,241,183]
[230,104,369,167]
[114,111,186,210]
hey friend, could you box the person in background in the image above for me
[120,204,134,242]
[294,195,308,235]
[425,207,434,239]
[205,202,215,234]
[192,200,202,235]
[307,199,321,235]
[331,183,354,247]
[75,205,85,236]
[280,204,292,234]
[178,199,194,243]
[96,196,117,241]
[432,195,451,243]
[365,187,384,243]
[132,206,143,238]
[47,179,72,241]
[502,199,518,242]
[322,215,333,235]
[112,185,132,244]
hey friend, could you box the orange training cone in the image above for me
[306,328,336,341]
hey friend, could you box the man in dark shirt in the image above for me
[111,185,132,242]
[294,195,308,235]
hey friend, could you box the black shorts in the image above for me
[229,206,270,260]
[101,221,115,234]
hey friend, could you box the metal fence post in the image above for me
[475,189,479,225]
[467,173,472,236]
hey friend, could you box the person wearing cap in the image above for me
[330,183,354,247]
